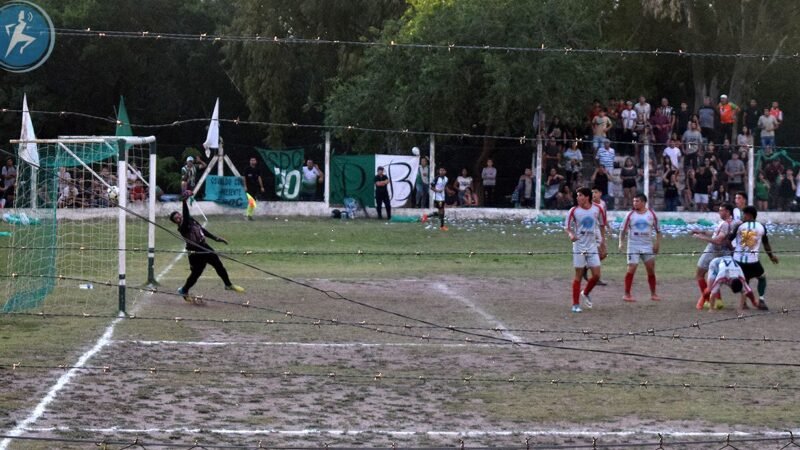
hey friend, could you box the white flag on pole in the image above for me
[202,97,220,159]
[19,94,39,166]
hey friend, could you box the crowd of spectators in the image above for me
[418,95,799,212]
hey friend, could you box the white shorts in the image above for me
[573,247,601,268]
[626,246,655,265]
[694,193,709,204]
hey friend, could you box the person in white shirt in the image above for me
[481,159,497,206]
[430,167,449,231]
[662,139,682,171]
[565,187,607,313]
[702,256,756,311]
[619,193,662,302]
[691,202,736,310]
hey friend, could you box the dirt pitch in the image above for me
[3,272,799,449]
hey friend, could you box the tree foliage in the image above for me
[325,0,620,154]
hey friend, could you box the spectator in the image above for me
[180,156,206,193]
[517,168,534,207]
[795,170,800,207]
[544,138,561,173]
[556,184,574,210]
[683,168,696,211]
[663,169,680,211]
[705,142,719,170]
[456,168,473,206]
[56,166,76,208]
[130,179,146,203]
[647,158,660,200]
[769,101,784,127]
[591,165,612,209]
[619,157,639,210]
[547,116,564,144]
[717,94,739,144]
[563,141,583,185]
[634,96,651,122]
[693,164,714,212]
[697,96,717,143]
[92,165,117,207]
[663,139,682,171]
[657,98,676,134]
[462,186,479,207]
[743,99,760,141]
[682,121,703,171]
[374,166,391,220]
[758,107,779,154]
[710,182,730,210]
[415,156,430,208]
[445,180,458,207]
[763,158,784,209]
[480,158,496,207]
[591,109,612,151]
[676,101,691,136]
[595,138,616,173]
[755,171,770,211]
[718,138,733,167]
[621,100,637,155]
[724,151,746,194]
[243,157,266,200]
[778,169,796,211]
[650,108,672,148]
[300,159,324,201]
[736,126,754,156]
[544,168,565,209]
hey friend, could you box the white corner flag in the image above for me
[202,97,220,159]
[19,94,39,167]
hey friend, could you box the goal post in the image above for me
[3,136,157,315]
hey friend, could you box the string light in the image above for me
[51,28,800,61]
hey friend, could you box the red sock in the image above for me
[584,276,599,295]
[572,279,581,305]
[697,278,707,295]
[624,272,634,295]
[648,274,657,294]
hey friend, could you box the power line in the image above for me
[53,28,800,61]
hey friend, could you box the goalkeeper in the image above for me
[169,191,245,302]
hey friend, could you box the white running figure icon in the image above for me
[5,10,36,58]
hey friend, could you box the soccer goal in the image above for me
[2,136,157,315]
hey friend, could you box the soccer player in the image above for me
[732,192,770,304]
[728,206,779,311]
[582,188,608,285]
[703,256,757,311]
[431,167,448,231]
[565,187,607,313]
[691,203,736,310]
[169,191,245,303]
[618,193,661,302]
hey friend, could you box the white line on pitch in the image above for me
[23,426,800,438]
[111,339,507,348]
[434,283,522,343]
[0,250,187,450]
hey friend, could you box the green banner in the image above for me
[257,147,304,200]
[204,175,248,208]
[330,155,375,207]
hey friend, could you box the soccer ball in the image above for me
[107,186,119,200]
[412,146,420,156]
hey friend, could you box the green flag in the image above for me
[115,96,133,137]
[330,155,376,207]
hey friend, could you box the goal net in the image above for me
[1,136,157,315]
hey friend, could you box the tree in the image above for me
[640,0,800,108]
[325,0,620,171]
[221,0,406,148]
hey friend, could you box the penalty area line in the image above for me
[111,339,508,348]
[0,251,187,450]
[21,426,800,438]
